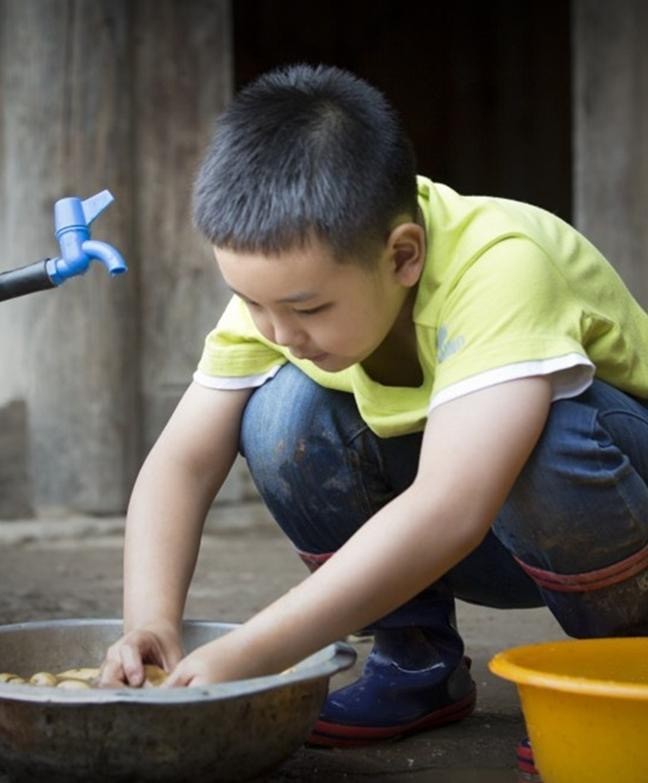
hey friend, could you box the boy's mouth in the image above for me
[292,351,329,363]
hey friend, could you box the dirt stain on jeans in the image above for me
[294,439,307,463]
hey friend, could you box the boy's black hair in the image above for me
[193,64,418,263]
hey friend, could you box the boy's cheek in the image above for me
[250,313,274,342]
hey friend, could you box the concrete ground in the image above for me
[0,503,566,782]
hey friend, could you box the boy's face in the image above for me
[214,227,423,373]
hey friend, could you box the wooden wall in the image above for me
[0,0,236,515]
[0,0,646,516]
[573,0,648,307]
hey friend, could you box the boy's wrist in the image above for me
[124,615,182,639]
[202,627,286,681]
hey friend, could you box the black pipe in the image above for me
[0,259,56,302]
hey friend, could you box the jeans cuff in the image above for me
[297,548,334,572]
[514,543,648,592]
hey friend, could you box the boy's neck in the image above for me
[362,288,423,388]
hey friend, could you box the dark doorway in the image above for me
[233,1,572,220]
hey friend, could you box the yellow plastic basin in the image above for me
[489,637,648,783]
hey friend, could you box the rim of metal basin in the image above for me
[0,618,356,705]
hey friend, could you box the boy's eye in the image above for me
[295,304,329,316]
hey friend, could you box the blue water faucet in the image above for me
[47,190,127,284]
[0,190,127,301]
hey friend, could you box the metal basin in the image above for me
[0,619,355,782]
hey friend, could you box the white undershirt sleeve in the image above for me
[193,365,283,391]
[428,353,595,412]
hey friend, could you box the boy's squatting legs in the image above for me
[238,364,535,745]
[239,364,648,743]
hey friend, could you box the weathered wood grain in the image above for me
[574,0,648,306]
[0,0,251,513]
[0,0,138,513]
[131,0,254,501]
[132,0,234,451]
[0,400,35,519]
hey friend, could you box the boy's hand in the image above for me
[163,635,256,688]
[162,645,218,687]
[99,620,183,687]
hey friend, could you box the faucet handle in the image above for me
[81,190,114,226]
[54,190,114,238]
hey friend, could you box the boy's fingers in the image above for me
[164,648,184,672]
[161,670,181,688]
[120,644,144,686]
[98,658,126,688]
[162,666,193,688]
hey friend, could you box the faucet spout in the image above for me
[46,190,128,285]
[81,240,127,277]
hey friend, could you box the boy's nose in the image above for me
[272,318,306,349]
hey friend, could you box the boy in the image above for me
[101,64,648,747]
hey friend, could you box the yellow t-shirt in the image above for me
[194,176,648,437]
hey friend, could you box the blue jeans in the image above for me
[240,364,648,638]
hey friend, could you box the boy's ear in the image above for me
[387,222,426,287]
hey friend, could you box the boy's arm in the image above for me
[165,375,553,686]
[101,382,252,685]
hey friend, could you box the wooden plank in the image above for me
[573,0,648,306]
[132,0,255,501]
[0,401,35,519]
[133,0,233,447]
[0,0,139,512]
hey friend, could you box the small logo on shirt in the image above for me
[437,325,465,363]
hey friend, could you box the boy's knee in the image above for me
[241,364,329,456]
[517,397,598,484]
[512,389,644,498]
[239,363,366,492]
[238,364,379,552]
[494,395,648,572]
[494,399,595,541]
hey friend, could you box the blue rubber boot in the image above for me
[308,598,476,747]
